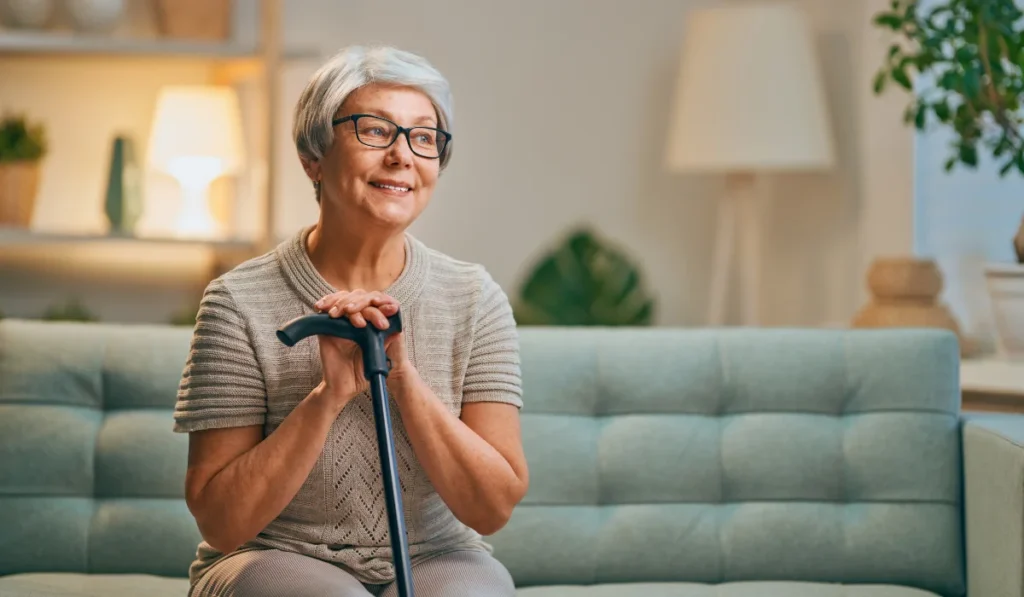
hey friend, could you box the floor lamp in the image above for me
[664,2,835,326]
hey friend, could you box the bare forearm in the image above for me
[391,372,524,535]
[192,386,339,552]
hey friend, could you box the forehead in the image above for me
[340,83,437,125]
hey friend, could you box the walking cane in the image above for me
[276,310,415,597]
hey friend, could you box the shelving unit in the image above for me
[0,1,322,323]
[0,0,313,279]
[0,226,257,250]
[0,30,263,58]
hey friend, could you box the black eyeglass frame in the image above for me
[331,113,452,159]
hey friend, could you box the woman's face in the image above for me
[307,83,442,232]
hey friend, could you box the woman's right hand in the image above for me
[312,290,400,415]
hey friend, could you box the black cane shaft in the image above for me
[369,373,415,597]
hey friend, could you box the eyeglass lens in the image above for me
[354,116,446,157]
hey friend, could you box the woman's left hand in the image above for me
[314,290,413,376]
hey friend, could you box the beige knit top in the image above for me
[172,225,524,586]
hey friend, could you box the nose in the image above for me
[385,131,415,168]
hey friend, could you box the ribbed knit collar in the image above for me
[277,224,430,308]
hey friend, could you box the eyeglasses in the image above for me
[331,113,451,159]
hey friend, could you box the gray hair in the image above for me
[293,45,454,179]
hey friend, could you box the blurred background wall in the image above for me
[0,0,1009,356]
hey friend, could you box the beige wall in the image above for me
[0,0,914,327]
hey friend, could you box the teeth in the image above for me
[373,182,410,192]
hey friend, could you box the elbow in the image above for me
[205,534,245,555]
[467,506,514,536]
[186,488,248,555]
[467,477,529,536]
[194,514,248,555]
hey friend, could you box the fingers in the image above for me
[348,292,398,314]
[361,306,388,329]
[315,290,397,329]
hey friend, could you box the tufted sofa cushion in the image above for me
[0,320,964,597]
[487,327,963,597]
[0,320,200,577]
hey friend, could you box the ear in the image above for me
[300,155,321,184]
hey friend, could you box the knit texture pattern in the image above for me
[172,225,523,586]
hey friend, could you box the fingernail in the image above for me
[329,306,339,316]
[380,318,389,328]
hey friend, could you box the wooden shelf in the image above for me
[962,357,1024,396]
[961,356,1024,413]
[0,227,259,251]
[0,30,317,61]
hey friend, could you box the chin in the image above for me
[367,193,426,228]
[369,206,420,230]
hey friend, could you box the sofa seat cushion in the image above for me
[515,582,941,597]
[0,573,189,597]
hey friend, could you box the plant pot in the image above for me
[984,263,1024,360]
[852,256,967,354]
[0,0,56,29]
[154,0,232,41]
[0,160,41,228]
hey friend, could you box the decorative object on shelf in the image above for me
[872,0,1024,359]
[103,134,143,235]
[65,0,125,33]
[0,113,47,228]
[41,297,97,322]
[664,2,834,326]
[154,0,232,41]
[852,257,968,354]
[512,226,655,326]
[983,264,1024,360]
[0,0,55,29]
[146,85,246,241]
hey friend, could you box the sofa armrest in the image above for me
[964,414,1024,597]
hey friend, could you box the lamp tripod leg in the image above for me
[707,189,737,326]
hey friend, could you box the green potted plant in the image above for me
[513,226,655,326]
[872,0,1024,358]
[0,113,47,228]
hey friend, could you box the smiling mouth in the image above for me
[370,182,412,193]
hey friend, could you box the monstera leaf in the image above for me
[513,227,655,326]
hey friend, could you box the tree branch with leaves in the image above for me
[873,0,1024,261]
[874,0,1024,174]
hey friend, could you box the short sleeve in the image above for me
[172,278,268,433]
[462,269,523,408]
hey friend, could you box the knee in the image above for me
[412,551,515,597]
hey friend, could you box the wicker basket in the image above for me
[0,160,41,227]
[154,0,232,41]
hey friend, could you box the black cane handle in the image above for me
[276,311,403,378]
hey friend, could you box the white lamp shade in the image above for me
[147,85,246,183]
[665,2,835,173]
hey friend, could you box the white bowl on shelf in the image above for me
[65,0,124,33]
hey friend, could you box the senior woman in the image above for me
[172,45,528,597]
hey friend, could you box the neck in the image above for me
[306,215,406,292]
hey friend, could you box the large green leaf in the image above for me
[513,227,655,326]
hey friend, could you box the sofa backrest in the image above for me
[0,319,198,578]
[486,327,965,597]
[0,320,965,596]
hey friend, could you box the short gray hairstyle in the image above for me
[293,45,454,175]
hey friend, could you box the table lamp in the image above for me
[146,85,246,240]
[665,2,835,326]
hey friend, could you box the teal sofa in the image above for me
[1,318,1022,596]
